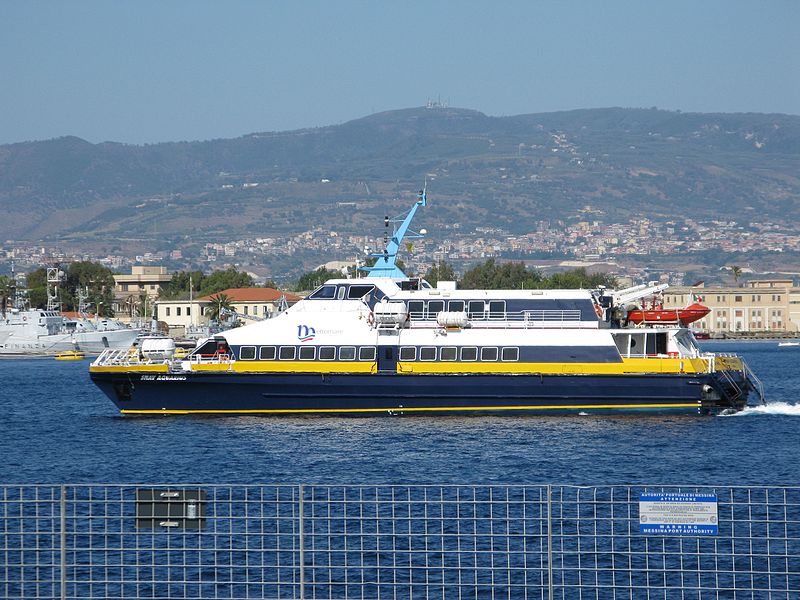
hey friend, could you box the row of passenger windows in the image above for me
[238,345,520,362]
[399,346,519,362]
[407,300,507,319]
[239,345,377,361]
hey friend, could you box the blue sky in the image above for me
[1,1,798,144]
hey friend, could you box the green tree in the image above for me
[198,268,254,296]
[0,275,11,297]
[424,261,457,287]
[731,265,742,285]
[206,292,233,321]
[295,267,345,292]
[23,262,115,315]
[0,275,11,314]
[543,268,616,290]
[136,292,152,318]
[160,270,205,299]
[24,268,48,309]
[459,259,544,290]
[64,261,115,316]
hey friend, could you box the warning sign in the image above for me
[639,493,718,535]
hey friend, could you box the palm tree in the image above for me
[731,265,743,285]
[206,293,232,322]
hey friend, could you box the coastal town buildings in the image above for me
[112,266,172,320]
[155,287,302,338]
[663,280,800,335]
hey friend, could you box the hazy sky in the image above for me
[1,1,798,145]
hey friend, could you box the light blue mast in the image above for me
[363,186,427,279]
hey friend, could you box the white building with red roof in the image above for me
[155,287,302,336]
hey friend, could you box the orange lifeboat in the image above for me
[626,302,710,326]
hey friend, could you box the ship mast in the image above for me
[363,185,427,279]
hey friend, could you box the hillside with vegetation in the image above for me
[1,106,799,245]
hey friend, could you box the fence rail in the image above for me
[1,485,798,599]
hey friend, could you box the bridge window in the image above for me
[420,347,437,361]
[468,301,485,319]
[481,347,498,361]
[359,346,376,361]
[501,347,519,362]
[399,347,416,361]
[259,346,276,360]
[448,300,465,312]
[440,347,457,361]
[339,346,356,361]
[461,347,478,361]
[278,346,296,360]
[299,346,316,360]
[239,346,256,360]
[348,285,374,299]
[319,346,336,360]
[308,285,336,300]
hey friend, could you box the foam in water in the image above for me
[720,402,800,417]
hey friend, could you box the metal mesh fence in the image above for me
[1,485,798,599]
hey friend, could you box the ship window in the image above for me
[408,301,424,318]
[177,307,182,316]
[165,307,171,316]
[348,285,374,299]
[337,286,346,300]
[448,300,465,312]
[359,346,376,361]
[308,285,336,300]
[279,346,296,360]
[299,346,316,360]
[399,346,416,361]
[339,346,356,361]
[319,346,336,360]
[441,347,457,361]
[488,301,506,320]
[239,346,256,360]
[481,347,498,361]
[186,307,191,316]
[468,301,485,319]
[259,346,276,360]
[428,300,445,318]
[420,347,437,361]
[461,347,478,361]
[501,347,519,361]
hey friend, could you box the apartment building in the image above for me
[663,280,799,334]
[112,266,172,319]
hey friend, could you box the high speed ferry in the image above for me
[89,189,763,416]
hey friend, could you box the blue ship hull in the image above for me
[89,371,749,416]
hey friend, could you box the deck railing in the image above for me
[408,309,593,329]
[1,484,797,599]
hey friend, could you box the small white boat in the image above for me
[778,341,800,347]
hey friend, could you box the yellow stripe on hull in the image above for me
[397,357,711,375]
[90,364,170,373]
[92,357,719,376]
[121,402,700,415]
[191,361,376,374]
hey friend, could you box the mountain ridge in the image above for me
[1,106,799,242]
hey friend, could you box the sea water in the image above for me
[0,341,797,486]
